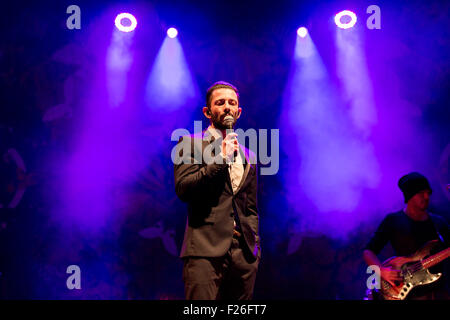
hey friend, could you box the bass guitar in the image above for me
[367,240,449,300]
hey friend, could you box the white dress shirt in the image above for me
[207,126,244,194]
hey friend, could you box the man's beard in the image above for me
[211,112,235,130]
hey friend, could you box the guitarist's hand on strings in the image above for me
[380,266,402,288]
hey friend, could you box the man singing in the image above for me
[174,81,261,300]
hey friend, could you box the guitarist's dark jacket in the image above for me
[174,129,260,262]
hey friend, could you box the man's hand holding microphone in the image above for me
[221,115,239,164]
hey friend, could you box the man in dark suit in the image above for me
[174,81,260,300]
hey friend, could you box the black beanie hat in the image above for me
[398,172,432,203]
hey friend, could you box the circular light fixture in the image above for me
[115,13,137,32]
[334,10,357,29]
[297,27,308,38]
[167,27,178,38]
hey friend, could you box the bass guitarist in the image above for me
[363,172,450,299]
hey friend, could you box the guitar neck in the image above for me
[422,247,450,269]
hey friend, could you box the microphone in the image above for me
[224,115,234,131]
[223,115,238,158]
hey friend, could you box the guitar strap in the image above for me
[429,214,446,245]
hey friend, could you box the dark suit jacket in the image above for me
[174,130,260,261]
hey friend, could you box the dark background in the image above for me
[0,0,449,299]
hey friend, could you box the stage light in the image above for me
[115,13,137,32]
[167,27,178,38]
[297,27,308,38]
[334,10,357,29]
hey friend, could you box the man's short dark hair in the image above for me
[206,81,240,108]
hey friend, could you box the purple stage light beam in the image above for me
[335,10,357,29]
[145,35,199,115]
[106,28,135,108]
[280,27,381,238]
[115,13,137,32]
[335,23,377,135]
[295,28,314,58]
